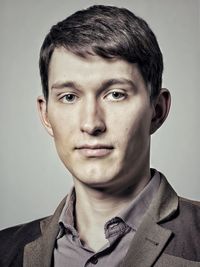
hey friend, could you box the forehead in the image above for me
[48,47,145,89]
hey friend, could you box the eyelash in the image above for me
[59,93,78,103]
[105,90,127,101]
[58,90,127,104]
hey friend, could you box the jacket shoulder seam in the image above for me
[179,196,200,207]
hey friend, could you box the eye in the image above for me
[60,93,77,103]
[105,91,126,101]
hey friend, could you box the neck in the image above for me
[73,169,151,251]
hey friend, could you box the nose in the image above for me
[80,98,106,136]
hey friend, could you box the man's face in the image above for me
[40,47,154,192]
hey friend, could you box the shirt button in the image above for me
[90,256,98,264]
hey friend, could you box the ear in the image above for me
[37,96,54,137]
[150,88,171,135]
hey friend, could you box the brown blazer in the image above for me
[1,175,200,267]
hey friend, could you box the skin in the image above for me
[38,47,171,250]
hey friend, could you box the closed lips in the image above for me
[75,145,114,157]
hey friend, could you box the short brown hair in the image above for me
[39,5,163,101]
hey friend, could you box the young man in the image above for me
[0,5,199,267]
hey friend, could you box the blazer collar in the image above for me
[121,173,178,267]
[23,173,178,267]
[23,196,68,267]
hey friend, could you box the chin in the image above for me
[63,157,122,188]
[73,169,122,191]
[77,173,112,186]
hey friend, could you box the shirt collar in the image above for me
[57,187,77,239]
[118,169,160,230]
[57,169,160,238]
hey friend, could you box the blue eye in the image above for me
[111,91,124,99]
[105,91,126,101]
[61,94,77,103]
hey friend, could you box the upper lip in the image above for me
[75,144,114,149]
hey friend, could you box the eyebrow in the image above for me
[51,78,137,92]
[51,81,80,91]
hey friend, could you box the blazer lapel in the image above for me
[121,174,178,267]
[23,196,67,267]
[121,212,172,267]
[23,175,178,267]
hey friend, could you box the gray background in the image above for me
[0,0,199,229]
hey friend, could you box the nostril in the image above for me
[80,120,106,135]
[93,127,104,136]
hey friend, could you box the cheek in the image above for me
[48,110,75,149]
[111,106,151,149]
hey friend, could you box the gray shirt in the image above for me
[53,170,160,267]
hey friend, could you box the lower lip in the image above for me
[77,148,113,157]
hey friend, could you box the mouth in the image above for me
[75,144,114,157]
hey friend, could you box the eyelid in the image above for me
[58,92,77,97]
[59,92,79,103]
[104,89,127,100]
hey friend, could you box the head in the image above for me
[38,5,170,195]
[39,5,163,102]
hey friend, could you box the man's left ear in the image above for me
[150,88,171,134]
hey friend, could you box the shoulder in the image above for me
[179,196,200,209]
[177,197,200,224]
[161,196,200,261]
[0,217,45,244]
[162,195,200,234]
[0,217,49,266]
